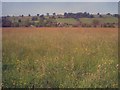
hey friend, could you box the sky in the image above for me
[1,0,119,2]
[2,2,118,16]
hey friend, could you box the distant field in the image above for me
[2,28,118,88]
[56,18,78,24]
[53,17,118,24]
[79,17,118,24]
[8,16,118,25]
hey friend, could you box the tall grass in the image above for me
[2,28,118,88]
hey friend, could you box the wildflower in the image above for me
[60,48,63,50]
[82,73,84,76]
[112,83,118,87]
[64,66,66,69]
[55,57,58,60]
[16,60,20,64]
[17,67,19,70]
[60,83,63,86]
[71,57,74,60]
[98,65,101,68]
[13,82,15,85]
[116,64,119,67]
[75,48,78,50]
[116,64,119,69]
[104,62,107,64]
[24,82,26,85]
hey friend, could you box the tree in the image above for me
[106,13,111,15]
[113,14,119,17]
[18,19,21,23]
[90,14,94,18]
[53,13,56,16]
[37,14,39,17]
[2,17,12,27]
[64,12,68,18]
[99,15,103,18]
[40,15,45,20]
[32,17,38,21]
[28,14,31,17]
[46,13,49,16]
[22,15,24,17]
[97,13,100,15]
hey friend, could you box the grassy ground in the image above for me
[2,28,118,88]
[56,18,78,24]
[79,17,118,24]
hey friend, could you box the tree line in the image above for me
[2,12,119,28]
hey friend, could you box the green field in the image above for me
[56,18,78,24]
[56,17,118,25]
[2,28,118,88]
[79,17,118,24]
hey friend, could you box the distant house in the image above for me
[30,25,35,27]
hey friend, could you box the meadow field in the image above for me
[2,28,118,88]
